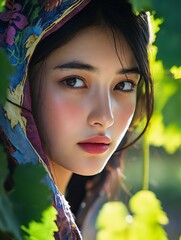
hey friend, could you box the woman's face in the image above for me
[33,27,140,175]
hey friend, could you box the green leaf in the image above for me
[129,191,168,225]
[148,30,181,153]
[0,195,22,240]
[0,0,5,12]
[170,66,181,80]
[0,155,53,239]
[21,206,58,240]
[96,202,131,240]
[0,145,23,240]
[96,202,130,230]
[152,0,181,68]
[96,191,168,240]
[162,125,181,153]
[9,163,52,228]
[129,191,168,240]
[129,0,152,13]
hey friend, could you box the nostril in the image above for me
[88,110,114,129]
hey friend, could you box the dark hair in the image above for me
[29,0,153,150]
[29,0,154,225]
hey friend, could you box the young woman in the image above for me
[0,0,153,239]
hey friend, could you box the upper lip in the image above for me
[78,136,111,144]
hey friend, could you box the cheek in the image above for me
[124,102,136,121]
[41,95,84,136]
[124,102,136,128]
[114,100,136,139]
[116,97,136,123]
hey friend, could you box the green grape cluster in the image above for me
[96,190,169,240]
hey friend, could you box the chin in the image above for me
[74,165,105,176]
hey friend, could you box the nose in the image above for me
[87,90,114,129]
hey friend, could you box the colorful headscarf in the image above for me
[0,0,91,239]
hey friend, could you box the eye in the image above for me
[61,76,86,88]
[114,81,136,92]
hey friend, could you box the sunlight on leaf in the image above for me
[129,191,168,240]
[22,206,58,240]
[149,46,164,81]
[97,202,130,229]
[163,125,181,153]
[147,16,181,153]
[130,191,168,225]
[96,202,131,240]
[148,114,166,147]
[149,114,181,154]
[0,0,5,11]
[149,15,163,43]
[170,66,181,80]
[96,191,168,240]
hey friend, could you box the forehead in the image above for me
[47,26,137,69]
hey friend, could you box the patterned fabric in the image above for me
[0,0,91,239]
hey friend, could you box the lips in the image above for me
[78,136,111,154]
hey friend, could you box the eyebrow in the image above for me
[54,60,140,75]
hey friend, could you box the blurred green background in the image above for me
[124,2,181,238]
[122,145,181,240]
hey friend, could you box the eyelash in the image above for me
[60,76,137,92]
[60,76,86,88]
[114,80,137,92]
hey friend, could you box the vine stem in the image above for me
[142,131,150,190]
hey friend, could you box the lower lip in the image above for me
[78,143,109,154]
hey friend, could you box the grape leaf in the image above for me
[96,201,129,230]
[129,191,168,225]
[21,206,58,240]
[129,191,168,240]
[96,202,131,240]
[9,163,52,228]
[0,159,53,239]
[96,191,168,240]
[0,146,23,240]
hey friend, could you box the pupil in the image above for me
[68,78,76,86]
[118,82,124,90]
